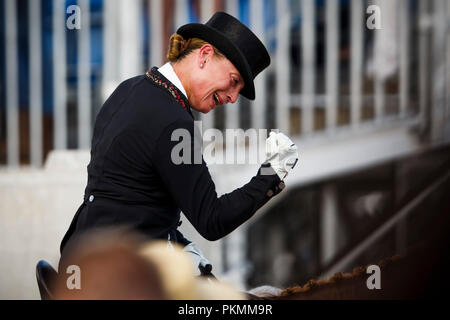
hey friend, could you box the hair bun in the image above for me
[167,34,189,61]
[166,34,220,63]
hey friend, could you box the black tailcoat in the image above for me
[59,67,282,257]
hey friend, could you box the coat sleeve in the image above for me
[150,119,283,241]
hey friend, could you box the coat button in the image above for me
[89,195,94,203]
[266,189,274,197]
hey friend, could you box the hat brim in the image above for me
[177,23,255,100]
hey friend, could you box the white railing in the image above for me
[4,0,19,167]
[53,0,67,151]
[1,0,449,169]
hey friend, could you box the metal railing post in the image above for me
[78,0,91,149]
[5,0,19,168]
[275,0,290,133]
[53,0,68,150]
[326,0,339,131]
[350,0,363,128]
[29,0,43,167]
[224,0,240,130]
[250,0,267,130]
[149,0,164,67]
[301,0,316,135]
[431,0,448,143]
[399,0,410,119]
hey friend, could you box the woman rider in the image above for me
[59,12,299,275]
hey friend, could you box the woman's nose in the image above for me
[228,89,239,104]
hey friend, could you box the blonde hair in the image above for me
[167,33,224,62]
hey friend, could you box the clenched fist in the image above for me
[265,132,299,180]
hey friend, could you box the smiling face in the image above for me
[174,44,245,113]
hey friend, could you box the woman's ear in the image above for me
[198,44,215,68]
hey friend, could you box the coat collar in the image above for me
[157,63,188,99]
[146,67,193,118]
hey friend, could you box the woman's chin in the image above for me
[201,106,215,114]
[191,102,216,114]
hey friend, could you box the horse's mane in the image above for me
[282,255,401,296]
[270,255,403,299]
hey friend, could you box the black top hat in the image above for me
[177,12,270,100]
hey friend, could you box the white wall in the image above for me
[0,151,89,299]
